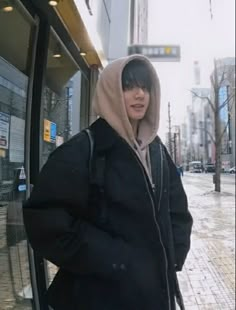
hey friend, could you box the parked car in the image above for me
[229,166,236,174]
[189,161,202,173]
[204,164,215,173]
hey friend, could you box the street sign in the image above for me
[0,112,10,149]
[44,119,51,142]
[44,119,57,143]
[50,122,57,143]
[128,45,181,62]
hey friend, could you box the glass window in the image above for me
[41,29,82,166]
[41,29,82,282]
[0,1,35,309]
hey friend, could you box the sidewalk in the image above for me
[178,175,235,309]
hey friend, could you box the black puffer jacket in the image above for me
[23,118,193,310]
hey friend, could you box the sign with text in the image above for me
[0,112,10,149]
[9,116,25,163]
[50,122,57,143]
[128,45,181,62]
[44,119,57,143]
[44,119,51,143]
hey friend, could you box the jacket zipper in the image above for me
[131,144,171,310]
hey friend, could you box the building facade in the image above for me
[213,58,235,169]
[130,0,148,44]
[108,0,149,62]
[108,0,131,61]
[184,88,212,164]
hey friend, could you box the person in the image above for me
[177,165,184,177]
[23,55,193,310]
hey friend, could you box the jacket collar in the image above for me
[90,117,163,155]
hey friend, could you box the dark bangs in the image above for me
[122,60,152,92]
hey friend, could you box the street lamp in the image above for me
[48,0,59,7]
[0,0,14,12]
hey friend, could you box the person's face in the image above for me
[123,86,150,121]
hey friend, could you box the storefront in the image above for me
[0,0,106,309]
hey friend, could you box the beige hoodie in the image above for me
[92,54,161,181]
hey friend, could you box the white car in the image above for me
[229,166,235,174]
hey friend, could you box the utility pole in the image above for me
[168,102,173,158]
[173,132,177,164]
[209,0,213,19]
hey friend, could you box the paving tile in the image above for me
[178,177,235,309]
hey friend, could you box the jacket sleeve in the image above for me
[164,148,193,271]
[23,133,130,279]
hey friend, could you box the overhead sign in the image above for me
[128,45,181,62]
[44,119,57,143]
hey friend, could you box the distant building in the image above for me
[108,0,131,61]
[165,126,181,165]
[187,88,212,164]
[213,58,235,168]
[180,122,188,166]
[183,57,235,169]
[108,0,149,61]
[193,60,201,85]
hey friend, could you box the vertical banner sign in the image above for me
[0,112,10,149]
[50,122,57,143]
[9,116,25,163]
[44,119,57,143]
[44,119,51,142]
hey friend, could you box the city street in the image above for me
[178,172,235,309]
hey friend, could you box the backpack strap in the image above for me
[84,128,107,224]
[84,128,94,183]
[84,128,106,188]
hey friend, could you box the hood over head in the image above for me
[92,54,161,149]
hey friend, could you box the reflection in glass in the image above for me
[0,1,34,309]
[42,29,81,284]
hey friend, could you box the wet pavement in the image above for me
[179,173,235,309]
[0,203,32,310]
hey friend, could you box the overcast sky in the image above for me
[148,0,235,139]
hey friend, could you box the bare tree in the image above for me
[191,59,235,192]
